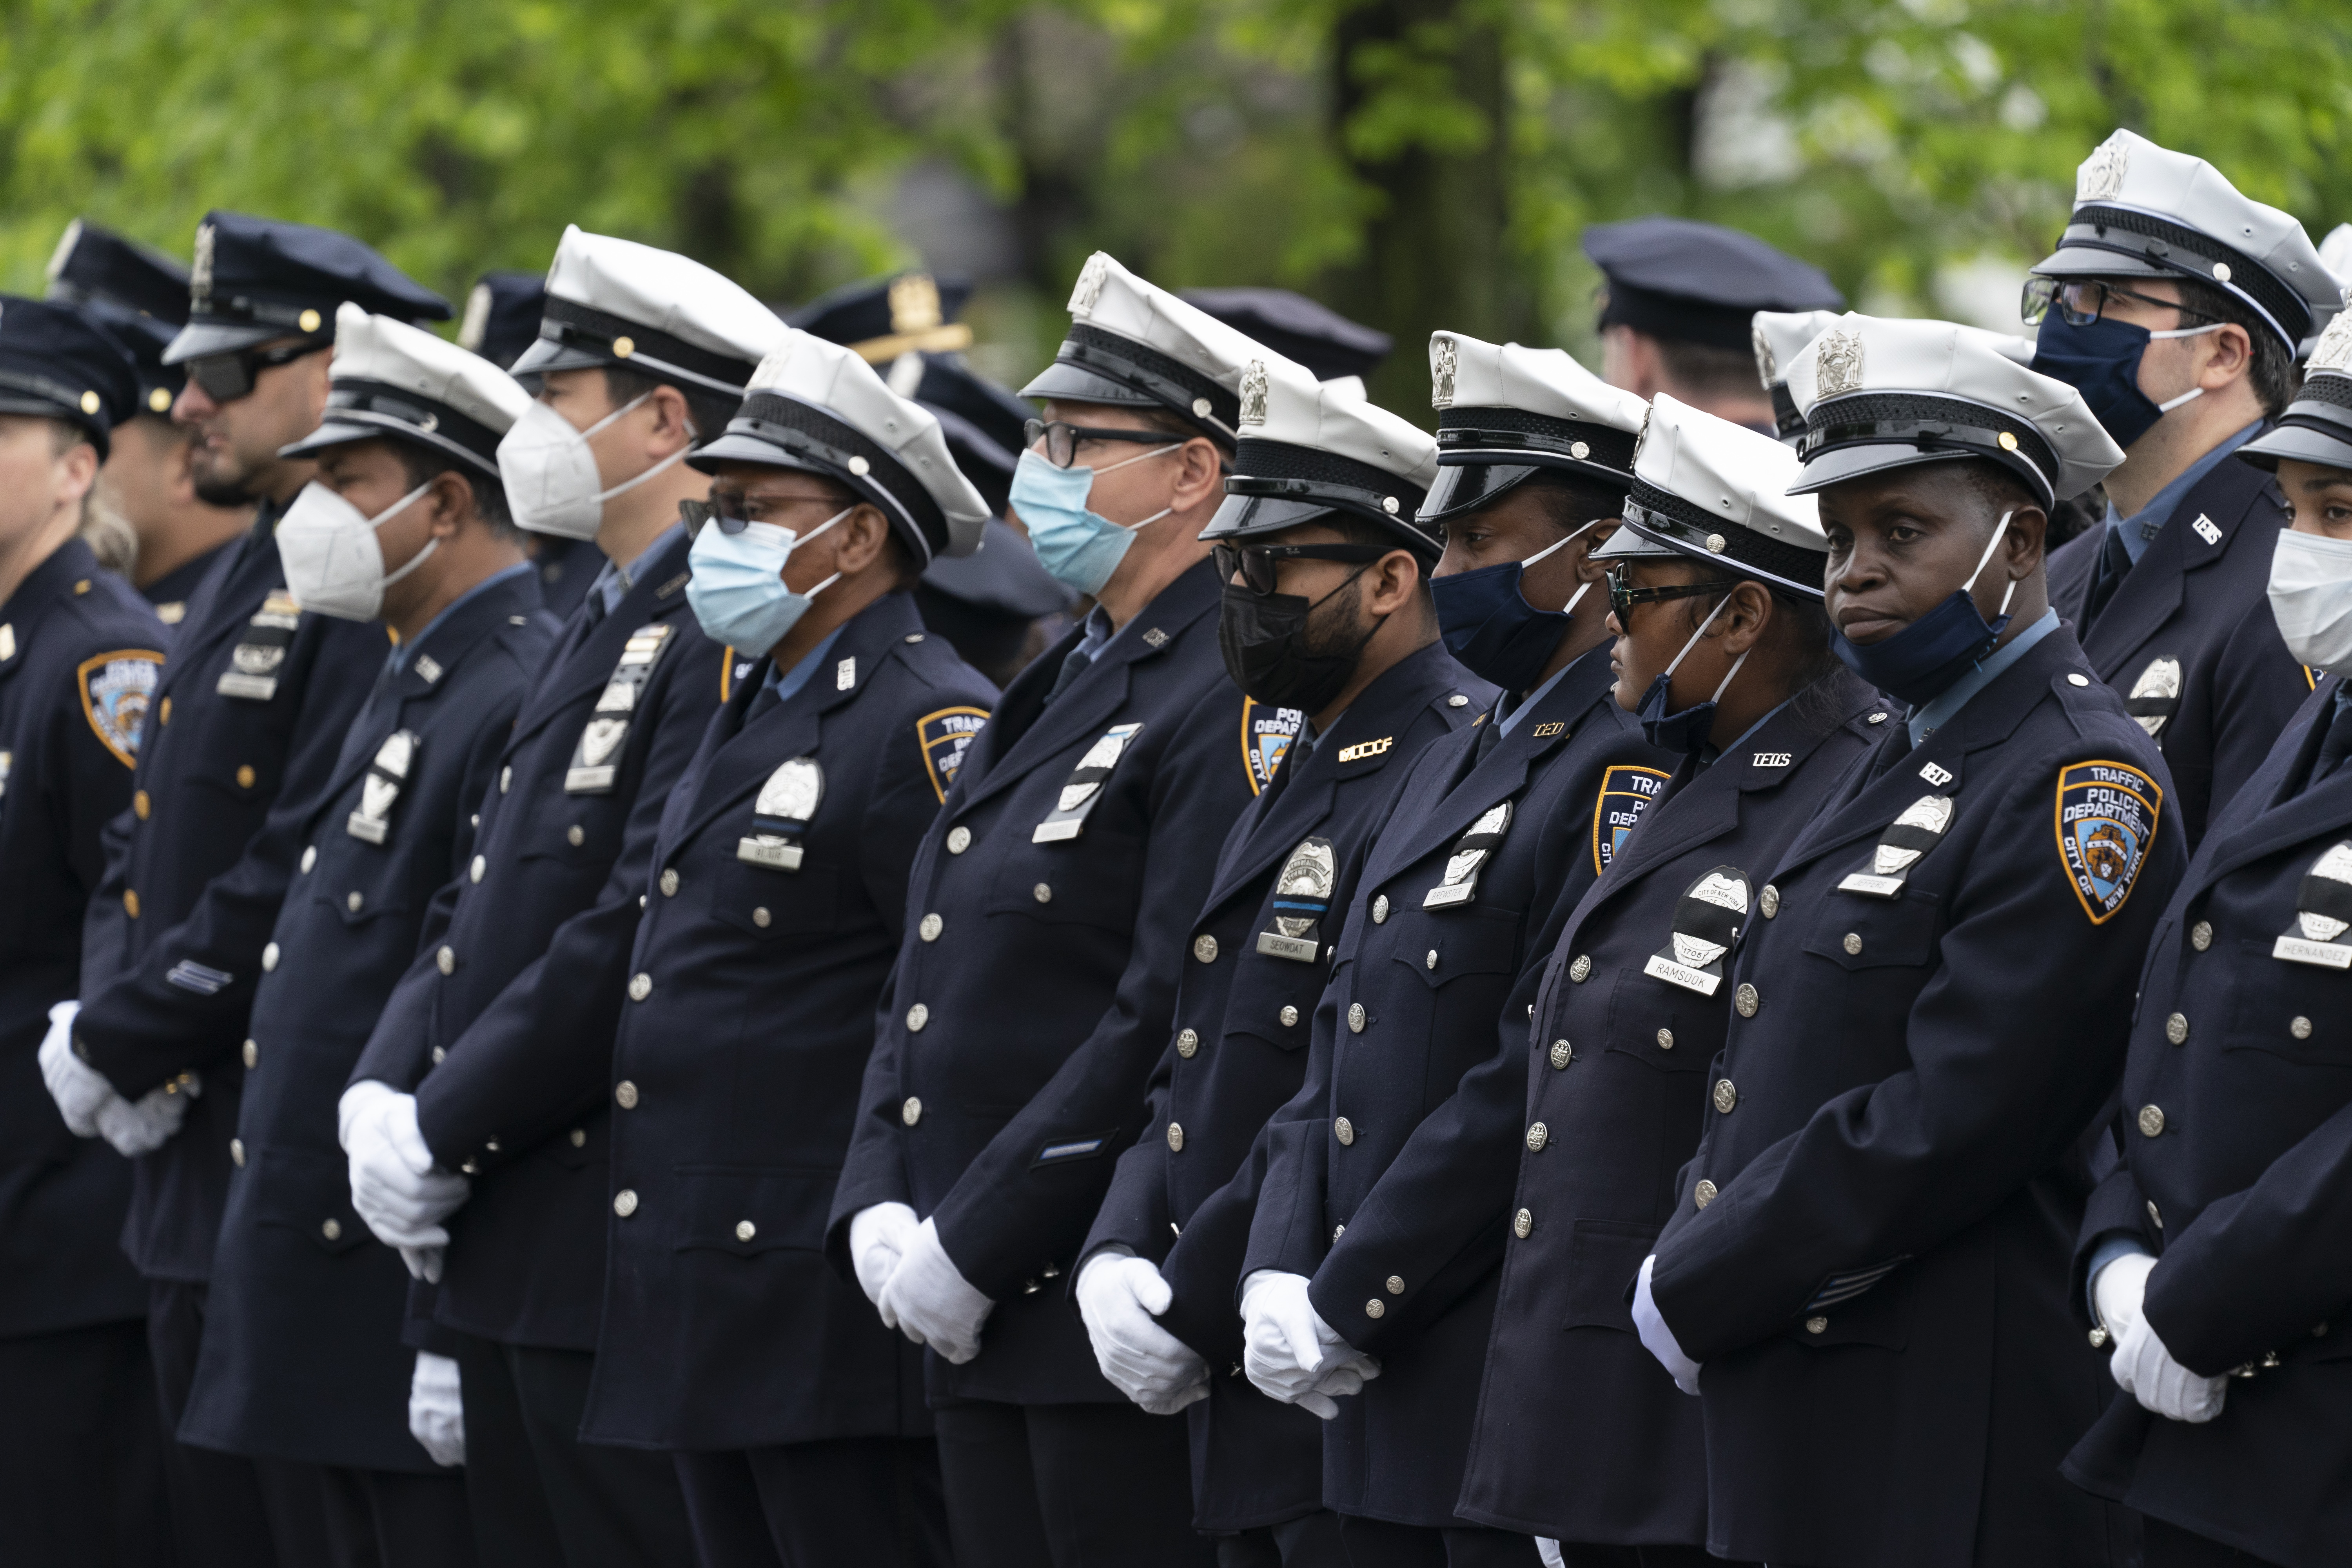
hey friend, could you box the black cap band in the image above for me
[715,390,946,550]
[536,297,756,397]
[1621,483,1827,596]
[1434,405,1638,478]
[1798,390,2059,506]
[1049,323,1239,443]
[2061,205,2308,349]
[315,378,507,472]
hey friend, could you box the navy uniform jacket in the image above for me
[179,572,554,1472]
[578,592,996,1452]
[78,508,386,1283]
[828,557,1256,1405]
[1243,641,1675,1527]
[2048,449,2305,848]
[1646,626,2183,1568]
[0,539,162,1338]
[2062,678,2352,1568]
[141,540,236,632]
[532,535,603,623]
[1082,639,1490,1530]
[351,528,725,1350]
[1456,676,1881,1546]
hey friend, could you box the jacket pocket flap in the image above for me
[254,1146,370,1254]
[1559,1218,1657,1332]
[1802,892,1940,971]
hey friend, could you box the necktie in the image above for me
[1044,644,1094,705]
[1867,717,1915,779]
[2080,524,2135,632]
[1474,714,1504,762]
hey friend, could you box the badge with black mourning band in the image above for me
[1034,722,1143,843]
[1426,801,1511,910]
[2127,657,2181,740]
[1839,795,1955,898]
[1643,866,1751,996]
[218,591,301,701]
[566,624,674,794]
[1258,837,1337,962]
[347,730,421,845]
[739,758,824,871]
[2275,841,2352,969]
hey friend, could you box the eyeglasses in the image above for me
[2020,277,2225,330]
[691,490,851,535]
[1024,418,1181,470]
[184,340,329,403]
[1214,542,1390,596]
[1605,564,1739,622]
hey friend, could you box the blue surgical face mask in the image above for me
[1831,510,2017,707]
[1009,444,1179,596]
[685,508,849,654]
[1431,523,1599,693]
[2030,313,2221,451]
[1635,590,1753,753]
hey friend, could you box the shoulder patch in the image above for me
[2056,761,2162,924]
[918,706,991,802]
[1240,697,1305,795]
[78,649,163,767]
[1592,764,1671,875]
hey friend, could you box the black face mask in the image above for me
[1218,570,1379,714]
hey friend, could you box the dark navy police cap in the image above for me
[788,271,975,362]
[458,271,549,372]
[1584,217,1844,352]
[0,296,142,458]
[45,220,191,417]
[1180,288,1392,383]
[165,211,450,365]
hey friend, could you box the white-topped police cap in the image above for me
[1784,313,2122,508]
[1202,354,1443,558]
[1419,330,1648,524]
[1021,252,1269,446]
[689,328,989,563]
[510,226,789,399]
[2032,130,2337,354]
[280,303,532,479]
[1753,309,1842,441]
[1592,394,1828,597]
[2243,310,2352,473]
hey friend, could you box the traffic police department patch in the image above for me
[78,649,162,767]
[1591,764,1670,875]
[2056,760,2161,924]
[1241,697,1304,795]
[918,706,990,802]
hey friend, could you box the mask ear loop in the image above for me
[1081,443,1186,533]
[2147,320,2225,414]
[1523,518,1604,614]
[781,506,855,602]
[371,483,440,590]
[1962,510,2018,615]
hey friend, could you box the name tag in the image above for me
[2274,935,2352,969]
[1837,872,1909,899]
[1643,953,1722,995]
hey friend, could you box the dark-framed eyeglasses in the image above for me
[1024,417,1180,470]
[690,490,851,535]
[2020,276,2225,330]
[1604,563,1740,622]
[184,339,330,404]
[1214,542,1390,596]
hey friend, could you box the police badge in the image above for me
[1425,801,1511,910]
[2273,840,2352,969]
[1257,837,1337,962]
[1840,794,1956,898]
[2126,657,2181,740]
[740,757,824,871]
[78,650,162,767]
[2077,132,2131,203]
[218,592,301,701]
[566,624,675,793]
[1430,336,1459,409]
[347,729,420,845]
[1239,361,1270,428]
[1813,329,1866,398]
[1643,866,1751,996]
[918,706,991,802]
[1034,722,1144,843]
[1068,253,1111,317]
[1240,698,1304,795]
[2056,760,2161,924]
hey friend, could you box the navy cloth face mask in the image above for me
[2030,313,2218,451]
[1832,510,2018,707]
[1432,523,1598,692]
[1635,590,1752,753]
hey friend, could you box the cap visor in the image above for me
[508,336,612,383]
[1589,524,1678,561]
[1786,443,1983,498]
[2029,244,2173,284]
[686,432,841,476]
[1018,360,1161,410]
[278,417,388,461]
[1198,492,1341,542]
[2239,422,2352,473]
[161,319,285,365]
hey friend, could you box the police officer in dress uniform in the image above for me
[573,329,995,1568]
[1628,316,2181,1568]
[1583,218,1845,434]
[2,299,171,1568]
[459,269,604,621]
[1452,401,1873,1567]
[1075,355,1490,1567]
[45,220,252,623]
[829,252,1276,1568]
[2058,314,2352,1568]
[174,306,552,1566]
[44,211,447,1568]
[343,227,784,1568]
[2030,131,2342,848]
[1235,338,1677,1568]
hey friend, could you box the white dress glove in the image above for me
[1535,1540,1565,1568]
[408,1350,465,1466]
[2097,1253,2227,1422]
[1076,1251,1209,1415]
[1239,1270,1379,1419]
[95,1074,200,1157]
[1633,1256,1701,1396]
[876,1217,993,1365]
[40,1002,113,1136]
[341,1081,469,1269]
[848,1201,921,1307]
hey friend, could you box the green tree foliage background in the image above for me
[3,0,2347,413]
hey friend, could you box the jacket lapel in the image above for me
[509,532,693,749]
[2188,678,2352,893]
[2078,454,2272,675]
[154,518,276,702]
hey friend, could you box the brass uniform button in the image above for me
[499,766,511,794]
[1512,1209,1532,1239]
[2291,1016,2314,1040]
[133,790,150,819]
[1760,885,1779,919]
[1348,1003,1366,1033]
[158,697,171,726]
[1713,1080,1737,1114]
[628,973,652,1002]
[1034,883,1053,904]
[1569,955,1592,983]
[753,907,770,928]
[906,1003,929,1032]
[902,1097,922,1126]
[1734,984,1759,1018]
[1167,1123,1184,1152]
[567,824,585,847]
[1843,932,1862,955]
[1806,1315,1828,1335]
[1176,1029,1199,1058]
[322,1219,343,1241]
[2146,1199,2163,1229]
[347,891,364,912]
[1525,1122,1548,1152]
[615,1081,639,1109]
[2138,1104,2166,1137]
[2190,921,2212,951]
[1386,1275,1405,1295]
[1694,1179,1717,1209]
[919,913,942,942]
[230,1138,245,1167]
[1280,1005,1299,1027]
[947,826,971,854]
[236,764,256,788]
[660,869,679,897]
[472,856,486,884]
[123,889,140,918]
[2165,1013,2189,1045]
[1193,935,1219,963]
[1372,895,1389,924]
[570,1129,586,1147]
[242,1040,258,1069]
[300,846,316,873]
[1549,1040,1572,1069]
[1425,949,1438,970]
[736,1220,757,1243]
[1364,1299,1385,1319]
[1334,1117,1355,1146]
[613,1190,639,1218]
[437,946,456,975]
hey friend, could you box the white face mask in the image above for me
[2268,527,2352,676]
[496,393,692,541]
[275,480,434,622]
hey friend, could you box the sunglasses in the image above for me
[2019,276,2224,330]
[184,340,329,403]
[688,490,854,536]
[1213,542,1390,596]
[1605,564,1740,622]
[1024,418,1181,470]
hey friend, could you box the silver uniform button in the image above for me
[753,907,771,928]
[1734,983,1759,1018]
[2189,921,2212,951]
[2147,1199,2163,1229]
[499,766,511,794]
[262,942,280,972]
[1425,949,1438,970]
[615,1080,639,1109]
[1549,1040,1572,1069]
[1176,1029,1199,1058]
[907,1003,929,1032]
[1525,1122,1548,1152]
[2138,1104,2166,1137]
[736,1220,757,1242]
[1448,695,1468,708]
[347,891,363,912]
[1512,1208,1532,1238]
[1034,883,1053,904]
[2292,1015,2314,1040]
[567,824,584,846]
[1364,1299,1385,1319]
[628,973,652,1002]
[902,1097,922,1126]
[300,846,317,874]
[1569,955,1592,983]
[322,1219,342,1241]
[570,1129,586,1147]
[1280,1005,1299,1027]
[1193,934,1219,963]
[919,913,943,942]
[2067,673,2091,687]
[1656,1028,1674,1051]
[660,868,679,897]
[1167,1123,1185,1152]
[947,826,971,854]
[1694,1179,1717,1209]
[1759,884,1779,919]
[230,1138,245,1167]
[1713,1079,1737,1114]
[613,1189,639,1218]
[1372,895,1389,924]
[472,856,486,884]
[1348,1003,1366,1033]
[1843,932,1862,955]
[243,1040,258,1069]
[432,1047,445,1064]
[437,945,456,975]
[1387,1275,1405,1294]
[1806,1315,1828,1334]
[1334,1117,1355,1145]
[2165,1012,2189,1045]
